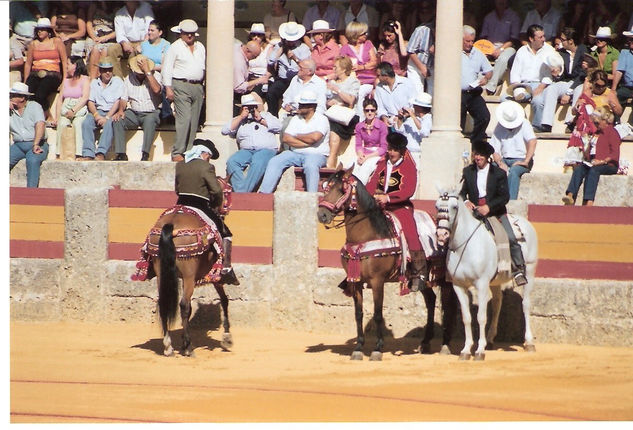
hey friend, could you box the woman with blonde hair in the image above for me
[339,21,378,86]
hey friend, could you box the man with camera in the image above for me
[223,93,281,193]
[374,61,416,129]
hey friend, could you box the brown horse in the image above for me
[148,209,233,357]
[317,168,457,360]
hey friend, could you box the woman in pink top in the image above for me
[351,98,388,183]
[53,56,90,159]
[308,20,340,80]
[339,21,378,85]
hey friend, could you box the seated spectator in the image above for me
[533,51,565,133]
[374,61,416,128]
[259,90,330,193]
[377,19,408,77]
[612,27,633,109]
[10,0,48,55]
[519,0,562,43]
[24,18,67,123]
[280,59,327,117]
[85,0,117,79]
[490,101,537,200]
[325,56,360,168]
[406,0,436,96]
[224,93,282,193]
[10,82,49,188]
[108,1,154,78]
[558,0,590,45]
[562,106,620,206]
[53,56,90,159]
[586,0,628,48]
[479,0,521,95]
[140,20,172,121]
[302,0,342,47]
[10,34,26,85]
[233,40,263,116]
[337,0,379,45]
[394,91,432,164]
[79,60,124,161]
[264,0,297,41]
[245,23,274,100]
[563,53,599,129]
[309,20,340,80]
[112,55,162,161]
[339,21,378,87]
[348,98,388,184]
[266,21,310,117]
[589,27,619,83]
[50,0,87,58]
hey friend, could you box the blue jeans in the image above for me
[566,163,618,202]
[82,109,119,157]
[10,141,50,187]
[503,158,532,200]
[227,148,277,193]
[258,150,327,193]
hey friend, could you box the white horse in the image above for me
[435,190,538,361]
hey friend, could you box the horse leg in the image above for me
[420,286,436,354]
[523,264,536,352]
[180,276,195,357]
[214,284,233,350]
[486,285,503,351]
[369,277,385,361]
[351,283,364,360]
[440,280,457,355]
[474,283,491,360]
[453,285,473,360]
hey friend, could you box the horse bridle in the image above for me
[319,175,359,214]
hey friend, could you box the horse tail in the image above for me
[158,223,179,331]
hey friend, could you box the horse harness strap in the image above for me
[341,238,401,283]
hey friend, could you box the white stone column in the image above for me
[416,0,470,199]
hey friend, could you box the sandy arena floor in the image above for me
[9,321,633,423]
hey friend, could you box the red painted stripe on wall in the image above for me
[536,259,633,280]
[9,188,65,206]
[10,240,64,259]
[109,242,272,264]
[231,193,273,211]
[319,249,341,268]
[529,205,633,224]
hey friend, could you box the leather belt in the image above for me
[173,77,203,84]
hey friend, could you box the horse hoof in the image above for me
[164,347,174,357]
[439,345,451,355]
[458,353,471,361]
[350,351,363,361]
[221,333,234,351]
[420,343,431,354]
[474,353,485,361]
[369,351,383,361]
[524,344,536,353]
[182,348,195,357]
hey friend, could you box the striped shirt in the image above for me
[407,24,434,66]
[122,72,162,112]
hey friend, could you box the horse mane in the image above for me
[346,173,393,238]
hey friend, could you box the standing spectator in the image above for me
[24,18,67,123]
[562,106,620,206]
[339,20,378,113]
[79,60,124,161]
[266,21,310,117]
[259,90,330,193]
[302,0,341,46]
[108,1,155,78]
[85,1,117,79]
[519,0,562,43]
[589,27,620,83]
[10,82,49,188]
[309,20,340,80]
[394,91,433,163]
[281,59,327,116]
[224,93,282,193]
[479,0,521,96]
[264,0,297,41]
[406,0,436,96]
[112,55,162,161]
[233,40,263,116]
[377,19,408,77]
[53,56,90,159]
[245,23,273,100]
[140,20,172,121]
[374,61,416,128]
[50,0,87,58]
[162,19,206,162]
[612,27,633,109]
[461,26,493,145]
[490,101,537,200]
[337,0,379,45]
[349,98,388,184]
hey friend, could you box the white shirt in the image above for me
[476,163,490,198]
[285,112,330,157]
[162,39,206,86]
[337,4,379,31]
[282,74,328,114]
[375,75,415,119]
[520,8,562,41]
[490,119,536,159]
[396,114,432,153]
[510,43,555,84]
[114,1,154,43]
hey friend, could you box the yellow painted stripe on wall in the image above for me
[224,211,273,247]
[10,205,64,224]
[108,208,167,243]
[534,222,633,244]
[539,242,633,263]
[318,223,346,250]
[10,223,65,241]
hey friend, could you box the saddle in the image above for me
[481,215,526,282]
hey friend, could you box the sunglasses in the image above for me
[364,108,376,112]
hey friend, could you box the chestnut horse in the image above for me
[317,169,457,361]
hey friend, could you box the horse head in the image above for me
[434,187,462,244]
[317,166,359,224]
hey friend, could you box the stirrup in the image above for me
[513,272,528,286]
[220,267,240,285]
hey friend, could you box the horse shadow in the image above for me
[131,302,227,356]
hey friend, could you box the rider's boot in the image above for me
[513,265,528,286]
[409,250,428,292]
[220,238,240,285]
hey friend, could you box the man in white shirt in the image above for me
[395,91,432,162]
[374,62,415,128]
[490,101,537,200]
[259,90,330,193]
[163,19,206,162]
[108,1,155,78]
[281,59,327,116]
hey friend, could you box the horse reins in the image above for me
[319,175,371,229]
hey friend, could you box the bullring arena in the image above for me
[8,0,633,425]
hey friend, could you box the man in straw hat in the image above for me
[612,25,633,109]
[259,89,330,193]
[460,140,528,286]
[490,100,537,200]
[394,91,432,161]
[112,54,162,161]
[223,93,282,193]
[10,82,49,188]
[163,18,206,162]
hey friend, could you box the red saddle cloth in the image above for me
[131,205,224,286]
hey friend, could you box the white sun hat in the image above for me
[411,91,432,108]
[623,26,633,37]
[495,100,525,129]
[279,21,306,41]
[297,90,318,105]
[10,82,34,96]
[246,23,266,35]
[308,20,335,34]
[171,19,199,36]
[591,26,615,39]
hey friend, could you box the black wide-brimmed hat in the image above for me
[193,138,219,160]
[472,140,494,158]
[386,132,408,151]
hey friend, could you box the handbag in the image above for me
[59,125,76,161]
[325,104,356,126]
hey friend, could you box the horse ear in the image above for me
[342,164,355,178]
[335,161,346,173]
[434,181,445,196]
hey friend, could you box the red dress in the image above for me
[365,151,422,251]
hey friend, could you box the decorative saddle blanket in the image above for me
[131,205,224,286]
